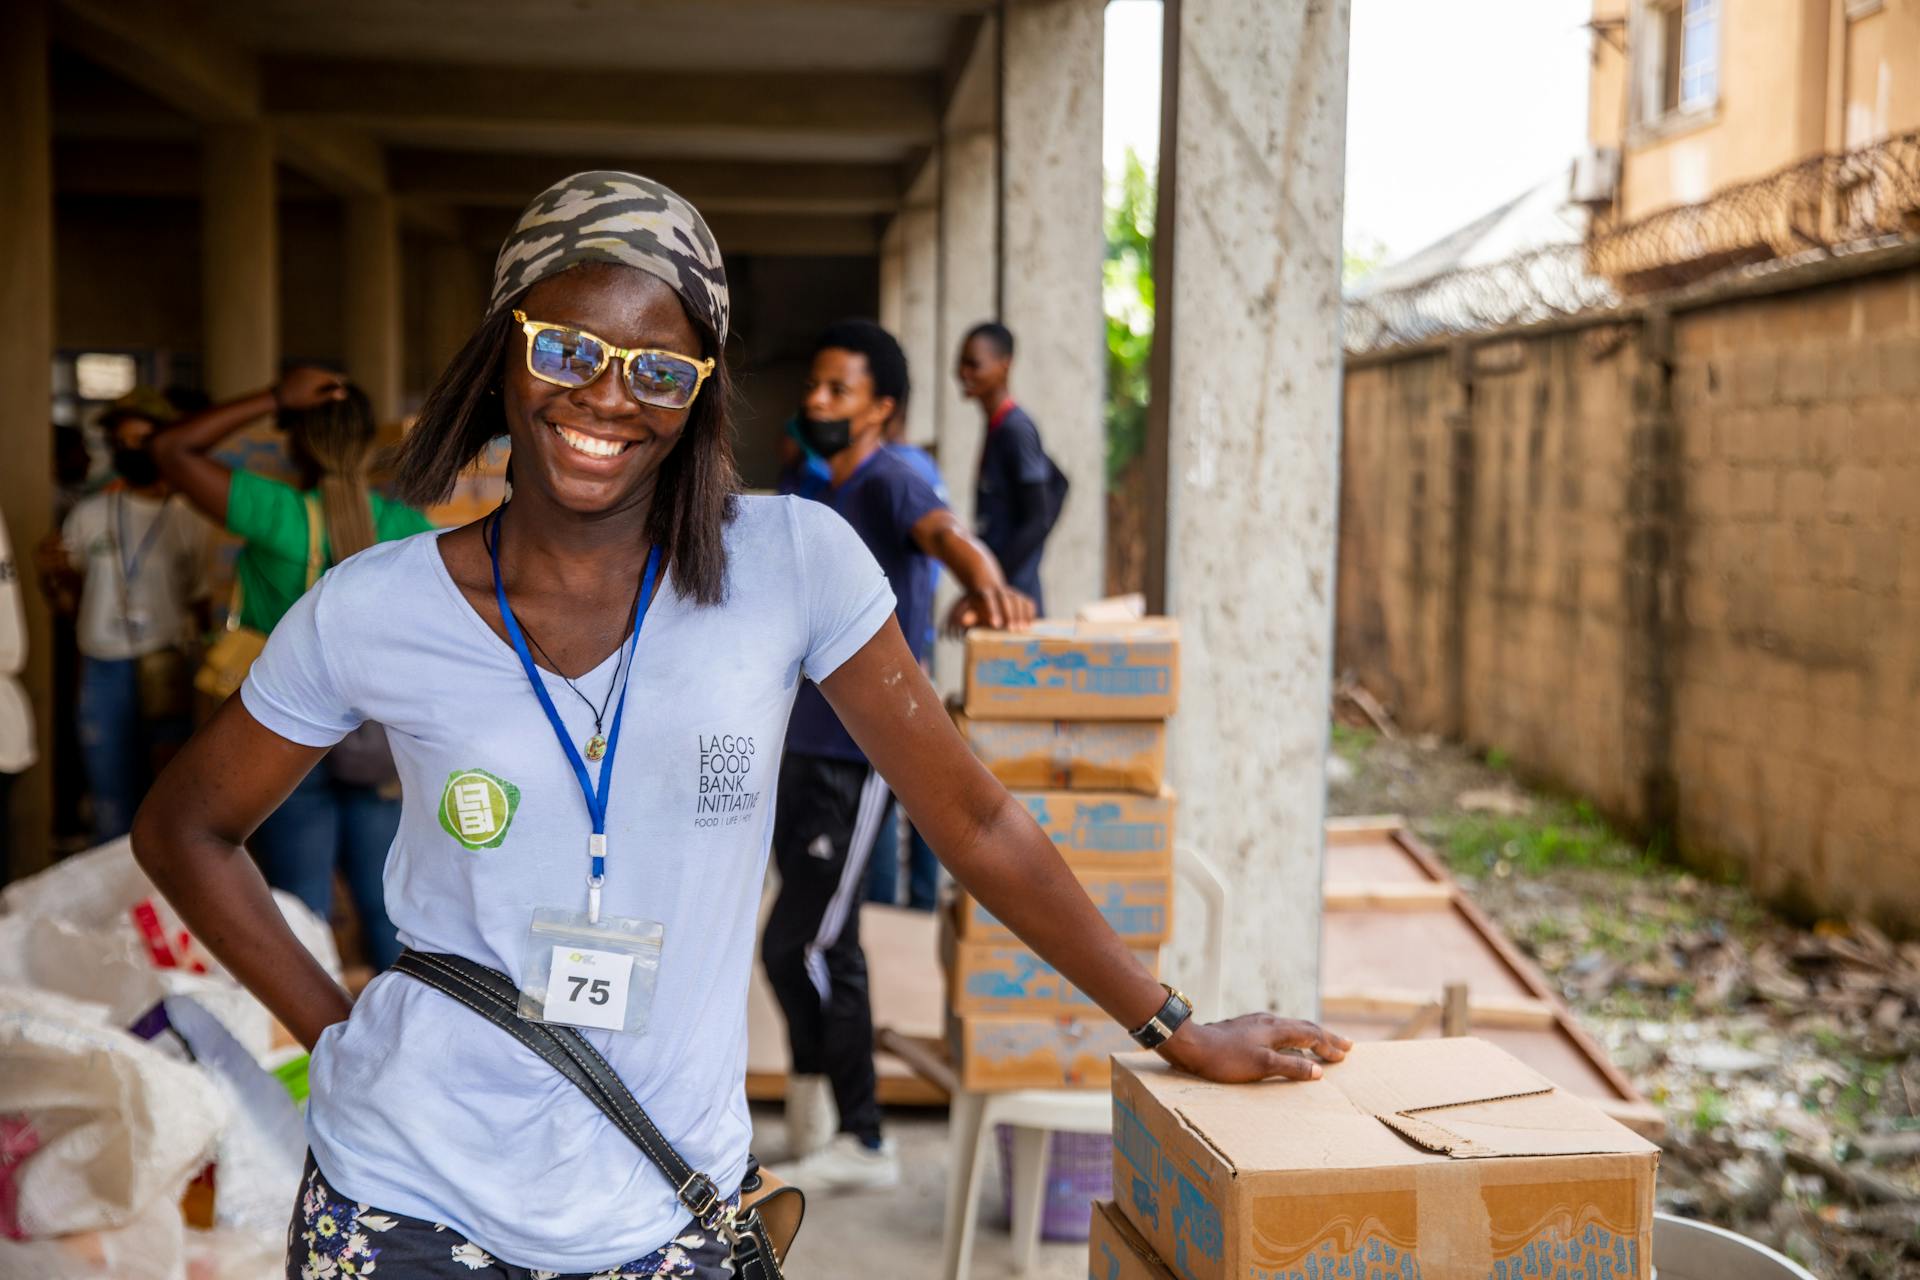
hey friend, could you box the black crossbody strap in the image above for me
[390,949,724,1227]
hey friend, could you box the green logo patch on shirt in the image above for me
[439,768,520,850]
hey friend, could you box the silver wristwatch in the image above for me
[1129,984,1193,1050]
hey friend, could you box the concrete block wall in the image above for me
[1666,270,1920,926]
[1336,254,1920,930]
[1336,349,1458,734]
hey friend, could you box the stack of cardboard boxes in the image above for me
[943,619,1180,1092]
[1088,1038,1660,1279]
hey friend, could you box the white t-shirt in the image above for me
[240,495,893,1271]
[62,490,208,660]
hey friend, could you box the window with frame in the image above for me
[1636,0,1720,125]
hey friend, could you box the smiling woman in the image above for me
[127,170,1346,1280]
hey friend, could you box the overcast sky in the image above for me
[1103,0,1594,263]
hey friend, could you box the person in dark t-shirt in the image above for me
[958,321,1062,614]
[765,319,1032,1192]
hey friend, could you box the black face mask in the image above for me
[796,414,853,459]
[114,448,160,488]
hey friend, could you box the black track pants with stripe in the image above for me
[762,751,889,1145]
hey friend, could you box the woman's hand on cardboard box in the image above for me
[1160,1014,1352,1083]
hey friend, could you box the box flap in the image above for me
[1332,1039,1658,1159]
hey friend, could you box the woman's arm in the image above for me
[153,368,347,525]
[821,621,1349,1083]
[908,508,1036,635]
[130,694,350,1050]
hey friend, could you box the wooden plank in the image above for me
[1324,988,1558,1030]
[1389,826,1650,1109]
[1325,837,1446,885]
[1324,815,1410,844]
[877,1029,958,1097]
[1323,881,1455,911]
[745,1066,947,1108]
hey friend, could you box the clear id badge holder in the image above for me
[518,907,664,1035]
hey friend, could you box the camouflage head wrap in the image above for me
[488,170,730,345]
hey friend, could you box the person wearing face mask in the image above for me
[35,388,209,843]
[764,318,1035,1193]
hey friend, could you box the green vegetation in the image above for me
[1436,799,1655,879]
[1329,723,1377,763]
[1691,1086,1729,1134]
[1104,148,1155,486]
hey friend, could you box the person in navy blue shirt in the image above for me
[958,321,1064,614]
[766,319,1032,1192]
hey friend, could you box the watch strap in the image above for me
[1129,984,1193,1049]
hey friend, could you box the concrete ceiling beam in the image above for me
[56,0,259,121]
[276,121,388,195]
[263,60,941,144]
[462,207,880,259]
[388,150,907,213]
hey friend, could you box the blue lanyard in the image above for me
[114,492,169,586]
[487,507,661,919]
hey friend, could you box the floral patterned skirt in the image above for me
[286,1155,733,1279]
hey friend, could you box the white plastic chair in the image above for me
[939,842,1228,1279]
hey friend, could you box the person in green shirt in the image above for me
[153,368,435,967]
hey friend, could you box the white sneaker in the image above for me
[781,1074,837,1162]
[768,1133,900,1192]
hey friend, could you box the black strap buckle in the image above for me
[678,1172,728,1230]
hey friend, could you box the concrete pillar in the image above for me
[999,0,1106,618]
[344,193,404,421]
[931,17,1001,691]
[1144,0,1351,1017]
[0,0,55,878]
[422,240,485,386]
[879,216,906,336]
[896,199,940,449]
[201,123,279,398]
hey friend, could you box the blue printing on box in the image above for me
[968,879,1167,941]
[964,949,1101,1010]
[975,641,1173,702]
[1022,794,1171,857]
[1114,1098,1224,1280]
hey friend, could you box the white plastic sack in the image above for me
[0,1191,186,1280]
[0,988,228,1238]
[0,840,340,1057]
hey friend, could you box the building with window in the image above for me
[1584,0,1919,241]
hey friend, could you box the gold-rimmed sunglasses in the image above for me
[514,310,715,411]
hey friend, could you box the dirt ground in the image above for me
[1327,725,1920,1279]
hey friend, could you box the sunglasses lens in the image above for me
[626,352,702,409]
[529,326,605,386]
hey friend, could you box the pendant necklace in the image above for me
[485,513,647,762]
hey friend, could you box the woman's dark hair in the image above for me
[392,289,740,605]
[815,318,911,412]
[284,382,379,562]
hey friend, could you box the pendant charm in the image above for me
[585,734,608,762]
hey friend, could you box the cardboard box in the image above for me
[1014,789,1176,873]
[948,1014,1137,1092]
[945,936,1158,1017]
[1090,1199,1178,1279]
[953,709,1166,794]
[963,619,1180,720]
[954,869,1172,945]
[1111,1039,1658,1280]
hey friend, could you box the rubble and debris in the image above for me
[1330,730,1920,1280]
